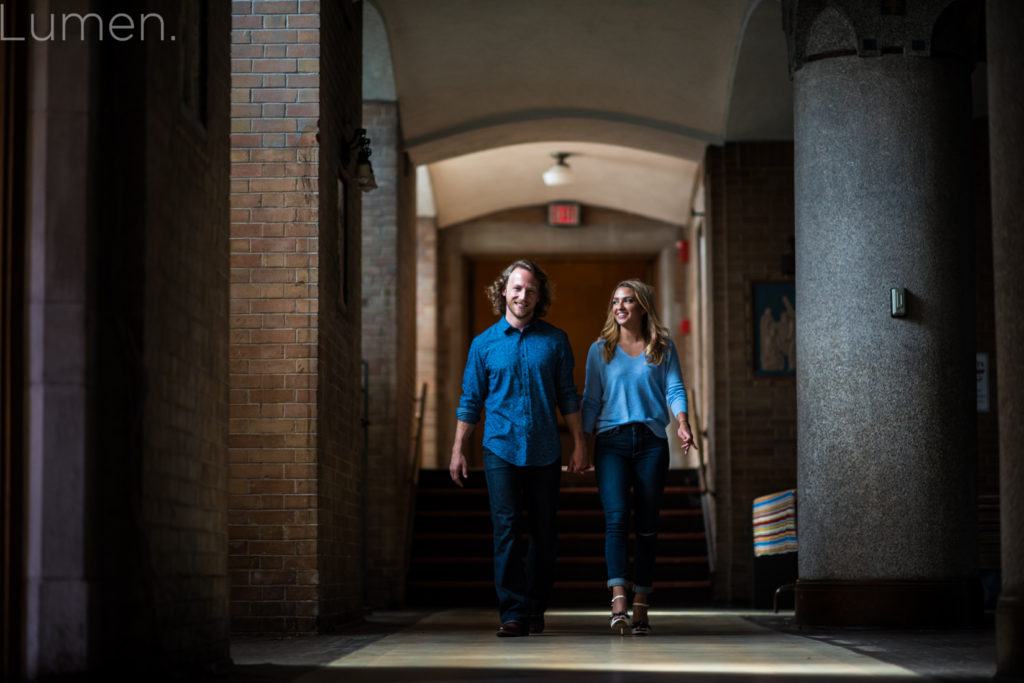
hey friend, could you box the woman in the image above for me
[581,279,696,635]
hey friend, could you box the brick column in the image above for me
[415,214,439,468]
[361,101,416,607]
[229,0,323,634]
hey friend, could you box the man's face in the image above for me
[503,267,540,322]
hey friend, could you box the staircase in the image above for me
[406,468,712,608]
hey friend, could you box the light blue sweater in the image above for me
[581,339,688,438]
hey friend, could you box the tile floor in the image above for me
[219,608,998,682]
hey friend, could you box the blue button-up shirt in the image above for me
[457,317,581,466]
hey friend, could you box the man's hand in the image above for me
[449,420,474,487]
[566,441,589,474]
[563,412,589,473]
[449,449,468,487]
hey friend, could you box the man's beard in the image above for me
[508,301,533,319]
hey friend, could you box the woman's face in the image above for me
[611,286,642,329]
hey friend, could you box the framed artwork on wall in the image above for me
[749,281,796,378]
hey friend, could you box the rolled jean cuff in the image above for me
[633,585,654,595]
[607,578,629,589]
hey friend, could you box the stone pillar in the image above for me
[785,0,982,627]
[24,26,91,678]
[987,1,1024,676]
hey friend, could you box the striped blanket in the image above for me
[752,489,797,556]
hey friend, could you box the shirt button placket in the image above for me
[519,335,527,452]
[522,336,532,445]
[524,335,532,454]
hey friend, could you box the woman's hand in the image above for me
[677,414,697,454]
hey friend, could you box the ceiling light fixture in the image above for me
[542,152,573,187]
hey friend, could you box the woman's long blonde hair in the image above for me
[599,279,670,365]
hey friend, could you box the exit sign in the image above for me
[547,202,581,227]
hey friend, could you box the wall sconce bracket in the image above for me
[342,127,378,192]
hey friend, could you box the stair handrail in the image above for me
[402,382,429,601]
[688,386,715,574]
[409,381,427,485]
[688,387,712,497]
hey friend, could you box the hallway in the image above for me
[219,608,997,682]
[5,0,1024,679]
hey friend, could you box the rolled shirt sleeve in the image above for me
[456,337,486,424]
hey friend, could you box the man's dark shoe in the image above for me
[528,615,545,634]
[496,620,528,637]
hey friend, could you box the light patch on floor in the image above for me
[279,609,921,683]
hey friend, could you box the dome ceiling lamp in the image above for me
[542,152,573,187]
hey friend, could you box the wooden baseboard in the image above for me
[794,578,984,628]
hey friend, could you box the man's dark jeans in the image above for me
[483,449,562,624]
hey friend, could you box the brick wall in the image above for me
[972,119,1000,575]
[229,0,364,634]
[87,0,232,671]
[973,119,998,498]
[704,142,797,605]
[315,0,365,629]
[361,101,417,607]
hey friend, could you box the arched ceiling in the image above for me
[366,0,794,226]
[429,142,699,227]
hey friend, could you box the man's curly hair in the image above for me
[485,259,554,318]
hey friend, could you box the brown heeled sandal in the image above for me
[631,600,651,635]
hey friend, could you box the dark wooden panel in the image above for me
[1,5,26,675]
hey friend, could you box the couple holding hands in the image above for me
[449,258,696,637]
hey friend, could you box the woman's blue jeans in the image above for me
[594,423,669,595]
[483,450,562,623]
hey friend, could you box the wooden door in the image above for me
[467,256,655,466]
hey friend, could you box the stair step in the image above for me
[410,554,710,565]
[408,565,708,584]
[552,579,712,589]
[417,485,702,496]
[407,579,712,589]
[413,531,705,541]
[408,468,713,608]
[413,509,703,522]
[417,468,699,485]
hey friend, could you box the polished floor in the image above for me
[219,608,998,682]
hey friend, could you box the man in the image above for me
[450,259,588,637]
